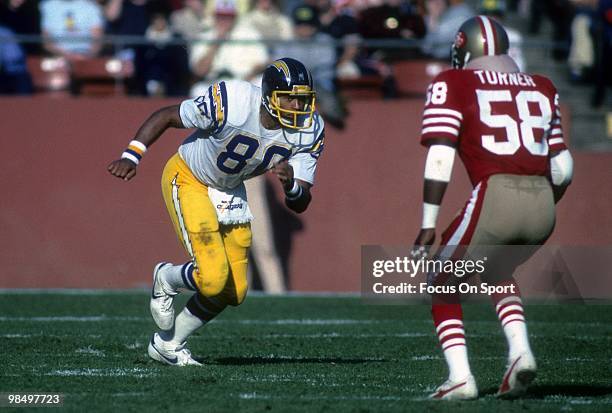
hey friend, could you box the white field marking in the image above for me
[238,393,403,401]
[1,333,39,338]
[124,342,143,350]
[410,355,506,361]
[411,355,440,361]
[0,316,144,322]
[564,357,599,362]
[235,319,381,325]
[233,376,413,390]
[0,333,103,339]
[111,393,148,398]
[538,395,612,405]
[0,316,399,325]
[1,315,610,334]
[225,332,429,339]
[229,354,387,362]
[235,377,341,387]
[75,345,105,357]
[47,368,156,378]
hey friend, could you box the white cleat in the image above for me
[147,333,202,366]
[497,352,537,398]
[429,375,478,400]
[150,262,177,330]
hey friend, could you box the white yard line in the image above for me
[0,316,609,331]
[237,392,403,401]
[46,368,156,378]
[75,346,105,357]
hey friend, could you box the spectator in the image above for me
[105,0,170,94]
[359,0,426,44]
[322,0,362,79]
[105,0,152,37]
[203,0,251,22]
[528,0,576,60]
[240,0,294,46]
[141,11,190,96]
[170,0,209,41]
[480,0,526,71]
[421,0,474,60]
[274,4,346,127]
[189,0,268,94]
[0,0,41,54]
[567,0,597,82]
[0,24,33,94]
[592,0,612,106]
[40,0,104,60]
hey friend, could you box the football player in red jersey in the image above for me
[413,16,574,400]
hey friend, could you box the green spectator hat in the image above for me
[292,5,320,27]
[451,15,509,69]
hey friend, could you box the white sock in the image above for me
[495,296,532,358]
[436,319,472,382]
[164,307,204,344]
[161,262,196,292]
[503,321,531,358]
[443,345,472,382]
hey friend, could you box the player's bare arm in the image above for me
[271,160,312,213]
[414,139,456,248]
[107,105,183,181]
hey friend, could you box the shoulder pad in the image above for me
[222,79,256,128]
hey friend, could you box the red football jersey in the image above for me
[420,69,567,186]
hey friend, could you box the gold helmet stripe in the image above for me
[212,83,225,125]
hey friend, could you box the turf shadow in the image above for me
[212,356,384,366]
[479,384,612,398]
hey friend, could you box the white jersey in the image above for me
[178,80,325,190]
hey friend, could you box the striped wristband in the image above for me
[121,140,147,165]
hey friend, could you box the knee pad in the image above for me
[192,252,230,297]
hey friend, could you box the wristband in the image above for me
[285,180,303,200]
[121,140,147,165]
[421,202,440,229]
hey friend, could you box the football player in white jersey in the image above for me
[107,58,325,366]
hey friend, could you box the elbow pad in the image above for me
[424,145,456,183]
[550,149,574,186]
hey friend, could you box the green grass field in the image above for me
[0,292,610,412]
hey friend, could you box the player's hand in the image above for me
[411,228,436,260]
[271,160,294,192]
[107,158,137,181]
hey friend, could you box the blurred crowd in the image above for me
[0,0,610,108]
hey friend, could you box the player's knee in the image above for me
[197,279,226,297]
[193,261,230,297]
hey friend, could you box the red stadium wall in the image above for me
[1,97,611,291]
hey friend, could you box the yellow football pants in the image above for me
[161,153,251,306]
